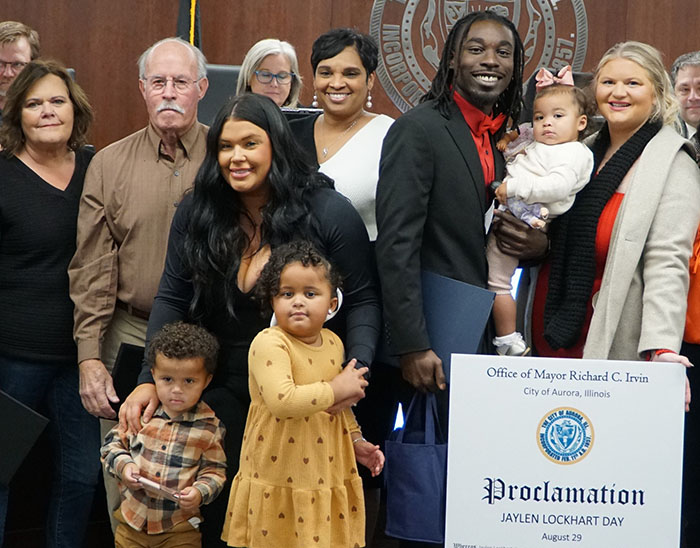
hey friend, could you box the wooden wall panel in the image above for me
[2,0,700,149]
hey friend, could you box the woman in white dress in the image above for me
[290,28,393,240]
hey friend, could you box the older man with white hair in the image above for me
[68,36,208,532]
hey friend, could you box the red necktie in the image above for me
[475,113,506,137]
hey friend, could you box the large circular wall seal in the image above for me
[369,0,588,112]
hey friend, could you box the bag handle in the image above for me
[425,393,446,444]
[394,393,419,443]
[397,392,445,444]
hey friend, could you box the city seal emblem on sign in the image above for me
[537,407,594,464]
[369,0,589,112]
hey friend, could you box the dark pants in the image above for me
[199,382,250,548]
[0,354,100,548]
[682,342,700,548]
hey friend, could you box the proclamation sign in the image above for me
[446,355,685,547]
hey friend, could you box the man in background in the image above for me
[0,21,39,121]
[671,51,700,139]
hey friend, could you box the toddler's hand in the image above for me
[178,486,202,511]
[495,182,508,205]
[121,463,142,490]
[354,439,385,477]
[328,359,368,406]
[326,395,359,414]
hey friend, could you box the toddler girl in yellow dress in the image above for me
[221,240,384,548]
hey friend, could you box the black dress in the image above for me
[138,187,380,546]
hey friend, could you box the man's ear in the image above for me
[197,76,209,100]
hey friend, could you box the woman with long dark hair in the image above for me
[120,92,380,546]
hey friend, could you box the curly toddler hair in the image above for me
[148,322,219,375]
[255,240,343,313]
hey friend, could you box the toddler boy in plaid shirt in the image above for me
[101,322,226,547]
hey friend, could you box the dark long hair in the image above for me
[422,11,524,133]
[184,93,333,319]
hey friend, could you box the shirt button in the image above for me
[156,472,161,477]
[162,445,167,450]
[174,170,180,176]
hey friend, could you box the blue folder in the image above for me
[421,270,495,380]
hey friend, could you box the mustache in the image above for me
[156,100,185,114]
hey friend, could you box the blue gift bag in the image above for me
[384,392,447,543]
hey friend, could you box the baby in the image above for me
[488,67,595,356]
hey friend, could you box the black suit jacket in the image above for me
[375,98,504,355]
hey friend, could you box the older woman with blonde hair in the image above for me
[236,38,301,107]
[529,41,700,405]
[0,59,98,547]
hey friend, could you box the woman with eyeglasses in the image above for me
[236,38,301,108]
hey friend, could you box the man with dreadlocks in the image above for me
[376,11,525,426]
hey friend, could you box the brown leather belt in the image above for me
[116,300,150,321]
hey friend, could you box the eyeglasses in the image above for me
[143,76,199,92]
[0,61,27,74]
[254,70,294,85]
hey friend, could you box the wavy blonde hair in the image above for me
[594,41,679,126]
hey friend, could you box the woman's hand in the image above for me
[328,359,368,409]
[491,209,548,260]
[353,438,385,477]
[651,351,693,411]
[118,383,159,434]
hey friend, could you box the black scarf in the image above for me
[543,120,662,349]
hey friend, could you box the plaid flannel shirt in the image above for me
[101,401,226,534]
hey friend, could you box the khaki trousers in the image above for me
[114,508,201,548]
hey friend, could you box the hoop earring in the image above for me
[366,93,373,109]
[312,93,319,108]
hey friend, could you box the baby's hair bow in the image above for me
[535,65,574,92]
